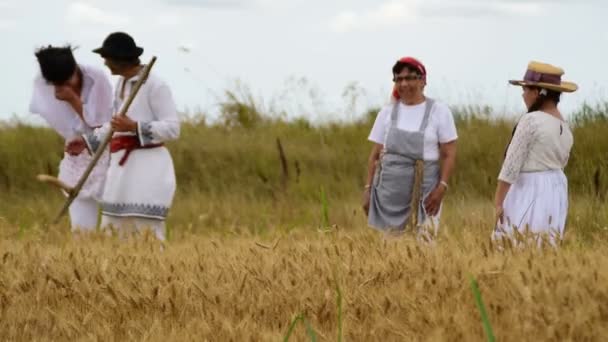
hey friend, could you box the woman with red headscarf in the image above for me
[363,57,458,239]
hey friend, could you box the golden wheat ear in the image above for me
[36,174,74,195]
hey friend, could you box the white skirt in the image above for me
[101,146,176,220]
[494,169,568,244]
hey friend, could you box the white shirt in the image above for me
[29,64,113,140]
[28,64,112,199]
[368,100,458,160]
[499,111,573,184]
[85,68,180,149]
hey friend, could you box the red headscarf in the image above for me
[392,57,427,101]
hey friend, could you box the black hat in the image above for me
[93,32,143,60]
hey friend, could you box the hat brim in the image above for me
[508,80,578,93]
[92,46,144,60]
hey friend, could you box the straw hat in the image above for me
[509,61,577,93]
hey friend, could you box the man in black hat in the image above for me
[67,32,180,241]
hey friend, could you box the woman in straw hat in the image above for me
[363,57,458,240]
[494,61,576,246]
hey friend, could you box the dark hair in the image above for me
[108,57,141,69]
[503,86,562,158]
[525,86,561,113]
[34,45,77,84]
[392,62,422,79]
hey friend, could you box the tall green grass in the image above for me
[2,98,608,237]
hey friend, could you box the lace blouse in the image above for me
[498,111,573,184]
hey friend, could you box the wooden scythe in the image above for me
[37,56,158,224]
[409,159,424,229]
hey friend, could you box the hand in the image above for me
[111,115,137,132]
[423,185,446,216]
[54,85,79,103]
[495,204,505,225]
[65,137,87,156]
[362,187,371,216]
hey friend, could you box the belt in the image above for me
[110,136,164,166]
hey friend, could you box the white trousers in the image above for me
[100,215,166,241]
[68,197,99,232]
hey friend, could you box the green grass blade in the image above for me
[166,224,172,242]
[283,313,303,342]
[320,186,329,227]
[303,318,318,342]
[17,224,25,239]
[469,275,495,342]
[284,313,317,342]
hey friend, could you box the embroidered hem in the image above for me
[101,202,169,220]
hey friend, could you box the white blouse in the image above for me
[367,100,458,160]
[499,111,573,184]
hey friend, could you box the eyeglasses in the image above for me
[393,75,422,83]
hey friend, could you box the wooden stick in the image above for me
[52,56,157,224]
[409,159,424,229]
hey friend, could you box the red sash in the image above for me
[110,136,163,166]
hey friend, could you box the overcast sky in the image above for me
[1,0,606,123]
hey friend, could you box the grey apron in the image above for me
[368,98,440,231]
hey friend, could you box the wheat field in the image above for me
[1,100,608,340]
[1,220,607,341]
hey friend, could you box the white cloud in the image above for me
[0,0,16,30]
[154,12,183,28]
[0,19,16,31]
[162,0,288,11]
[0,0,12,10]
[330,0,547,32]
[495,2,541,15]
[329,12,358,33]
[330,0,419,33]
[66,2,130,26]
[164,0,252,8]
[420,1,543,17]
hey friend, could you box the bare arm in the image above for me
[438,140,457,186]
[494,180,512,224]
[494,181,511,208]
[362,143,383,215]
[424,139,457,215]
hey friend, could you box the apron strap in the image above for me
[389,101,400,125]
[418,98,435,132]
[384,102,400,146]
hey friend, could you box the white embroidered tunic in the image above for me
[83,68,180,220]
[499,111,573,184]
[29,64,112,199]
